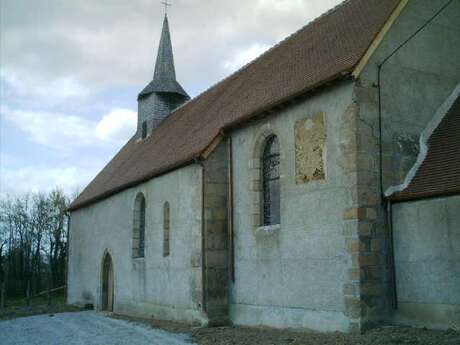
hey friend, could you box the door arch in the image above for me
[101,252,114,312]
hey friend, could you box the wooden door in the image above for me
[102,253,114,312]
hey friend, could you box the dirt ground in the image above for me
[112,315,460,345]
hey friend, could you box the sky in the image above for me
[0,0,342,199]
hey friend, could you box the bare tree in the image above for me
[0,190,69,303]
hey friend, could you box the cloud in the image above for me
[257,0,306,12]
[2,106,136,150]
[95,109,138,142]
[1,165,94,197]
[0,0,344,198]
[0,0,343,98]
[223,43,271,72]
[1,70,89,103]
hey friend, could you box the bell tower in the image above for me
[137,13,189,139]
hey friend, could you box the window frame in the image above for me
[141,121,147,139]
[261,135,281,226]
[163,201,170,257]
[133,193,146,258]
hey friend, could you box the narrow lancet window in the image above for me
[163,202,170,257]
[141,121,147,139]
[262,136,280,226]
[133,193,146,258]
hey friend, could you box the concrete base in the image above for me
[393,302,460,330]
[115,299,208,325]
[230,303,350,332]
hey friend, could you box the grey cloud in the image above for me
[1,0,342,97]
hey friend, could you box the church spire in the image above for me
[153,15,176,82]
[137,10,189,139]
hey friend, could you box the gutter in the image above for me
[69,73,353,213]
[68,156,198,212]
[194,157,207,314]
[374,0,455,312]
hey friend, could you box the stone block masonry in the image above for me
[202,139,230,325]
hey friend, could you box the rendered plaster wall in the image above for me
[350,0,460,328]
[392,196,460,330]
[358,0,460,190]
[229,81,356,332]
[67,164,205,324]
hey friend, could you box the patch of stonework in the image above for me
[295,112,327,184]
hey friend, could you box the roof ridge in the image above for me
[173,0,351,113]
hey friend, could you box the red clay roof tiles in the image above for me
[69,0,401,211]
[390,94,460,202]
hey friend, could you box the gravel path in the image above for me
[0,311,195,345]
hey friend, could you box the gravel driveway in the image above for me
[0,311,195,345]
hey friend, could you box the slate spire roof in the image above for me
[154,15,176,81]
[138,15,189,99]
[69,0,401,211]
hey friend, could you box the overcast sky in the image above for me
[0,0,342,198]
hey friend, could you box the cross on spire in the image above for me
[161,0,172,15]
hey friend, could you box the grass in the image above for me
[0,290,81,320]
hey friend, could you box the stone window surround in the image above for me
[132,192,146,259]
[163,201,170,257]
[250,125,286,233]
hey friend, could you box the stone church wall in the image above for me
[67,164,205,324]
[229,81,357,332]
[392,195,460,330]
[202,140,230,325]
[358,0,460,190]
[352,0,460,329]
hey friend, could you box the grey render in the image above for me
[68,0,460,332]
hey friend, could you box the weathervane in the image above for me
[161,0,172,15]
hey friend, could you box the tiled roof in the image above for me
[390,93,460,202]
[69,0,401,211]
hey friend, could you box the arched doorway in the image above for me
[101,252,114,312]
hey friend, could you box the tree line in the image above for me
[0,190,69,303]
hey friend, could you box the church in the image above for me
[67,0,460,332]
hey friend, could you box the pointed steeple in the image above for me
[153,16,176,81]
[137,13,189,138]
[138,14,188,99]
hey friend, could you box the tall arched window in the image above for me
[262,135,280,226]
[163,202,170,257]
[133,193,146,258]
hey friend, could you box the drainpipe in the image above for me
[194,157,207,313]
[227,135,235,282]
[386,200,398,309]
[376,0,453,310]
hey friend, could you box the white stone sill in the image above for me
[255,224,281,236]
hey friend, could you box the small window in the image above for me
[262,135,280,226]
[133,193,146,258]
[141,121,147,139]
[163,202,170,257]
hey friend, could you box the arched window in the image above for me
[141,121,147,139]
[133,193,146,258]
[163,202,170,257]
[262,135,280,226]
